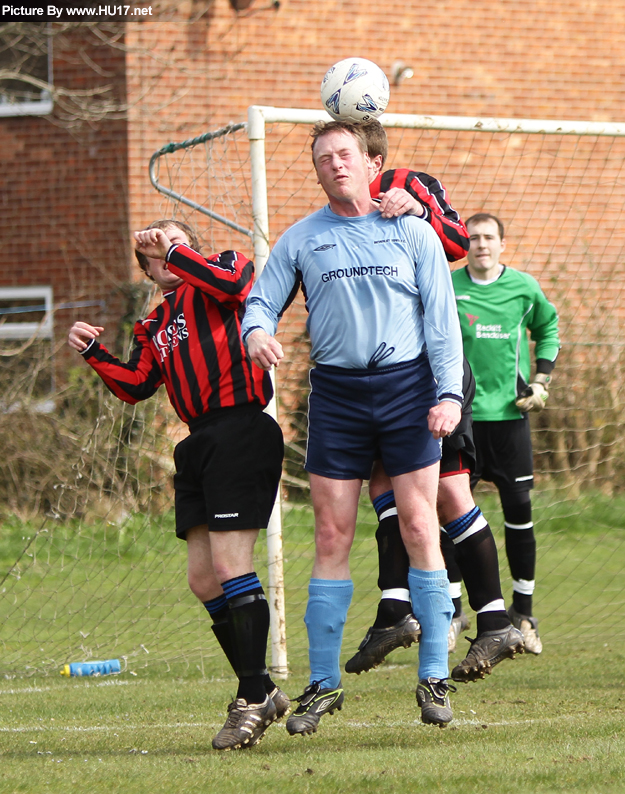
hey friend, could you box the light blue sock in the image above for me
[304,578,354,689]
[408,567,453,680]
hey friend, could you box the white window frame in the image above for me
[0,25,53,118]
[0,286,53,340]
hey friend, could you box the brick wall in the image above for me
[0,25,130,362]
[125,0,625,283]
[3,1,624,432]
[123,1,625,406]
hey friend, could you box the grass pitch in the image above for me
[1,492,624,793]
[1,644,623,794]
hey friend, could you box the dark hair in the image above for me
[310,120,369,162]
[465,213,505,240]
[135,219,200,279]
[360,119,388,167]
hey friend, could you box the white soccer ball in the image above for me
[320,58,390,123]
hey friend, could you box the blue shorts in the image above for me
[305,355,441,480]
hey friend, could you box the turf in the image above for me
[1,645,623,794]
[0,491,624,792]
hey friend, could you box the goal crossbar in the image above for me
[248,105,625,136]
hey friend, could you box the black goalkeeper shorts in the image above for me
[173,403,284,538]
[471,417,534,493]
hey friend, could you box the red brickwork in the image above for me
[0,26,131,360]
[4,1,623,330]
[2,2,624,466]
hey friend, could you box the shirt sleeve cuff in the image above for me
[536,358,556,375]
[242,325,264,345]
[438,393,463,407]
[165,243,181,263]
[80,339,97,357]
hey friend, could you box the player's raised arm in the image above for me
[167,248,255,310]
[135,226,254,310]
[372,169,470,261]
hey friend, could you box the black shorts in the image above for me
[440,355,476,478]
[440,417,476,477]
[471,418,533,493]
[173,403,284,538]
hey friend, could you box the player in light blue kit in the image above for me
[242,121,464,732]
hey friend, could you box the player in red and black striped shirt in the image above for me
[73,231,270,421]
[371,167,469,261]
[364,120,469,262]
[68,220,286,750]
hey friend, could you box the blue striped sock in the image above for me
[203,594,228,619]
[371,489,396,519]
[444,506,481,541]
[221,572,263,601]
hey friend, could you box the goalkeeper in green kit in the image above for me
[453,213,560,654]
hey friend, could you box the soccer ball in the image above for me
[320,58,390,123]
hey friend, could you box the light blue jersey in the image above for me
[242,205,463,402]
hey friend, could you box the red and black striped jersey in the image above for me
[81,246,272,423]
[370,169,469,262]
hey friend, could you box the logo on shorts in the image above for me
[214,513,239,518]
[314,244,337,251]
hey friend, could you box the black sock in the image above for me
[374,598,412,628]
[454,525,504,610]
[476,611,511,633]
[210,617,237,669]
[372,493,411,629]
[511,591,533,616]
[451,596,463,618]
[444,509,510,634]
[210,619,277,695]
[222,574,270,705]
[502,496,535,615]
[204,596,238,669]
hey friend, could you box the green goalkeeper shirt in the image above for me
[452,265,560,422]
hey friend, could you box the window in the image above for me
[0,287,55,411]
[0,287,54,341]
[0,22,53,117]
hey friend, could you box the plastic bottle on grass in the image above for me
[60,659,121,677]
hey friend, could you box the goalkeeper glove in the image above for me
[515,373,551,413]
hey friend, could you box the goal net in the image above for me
[1,108,624,679]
